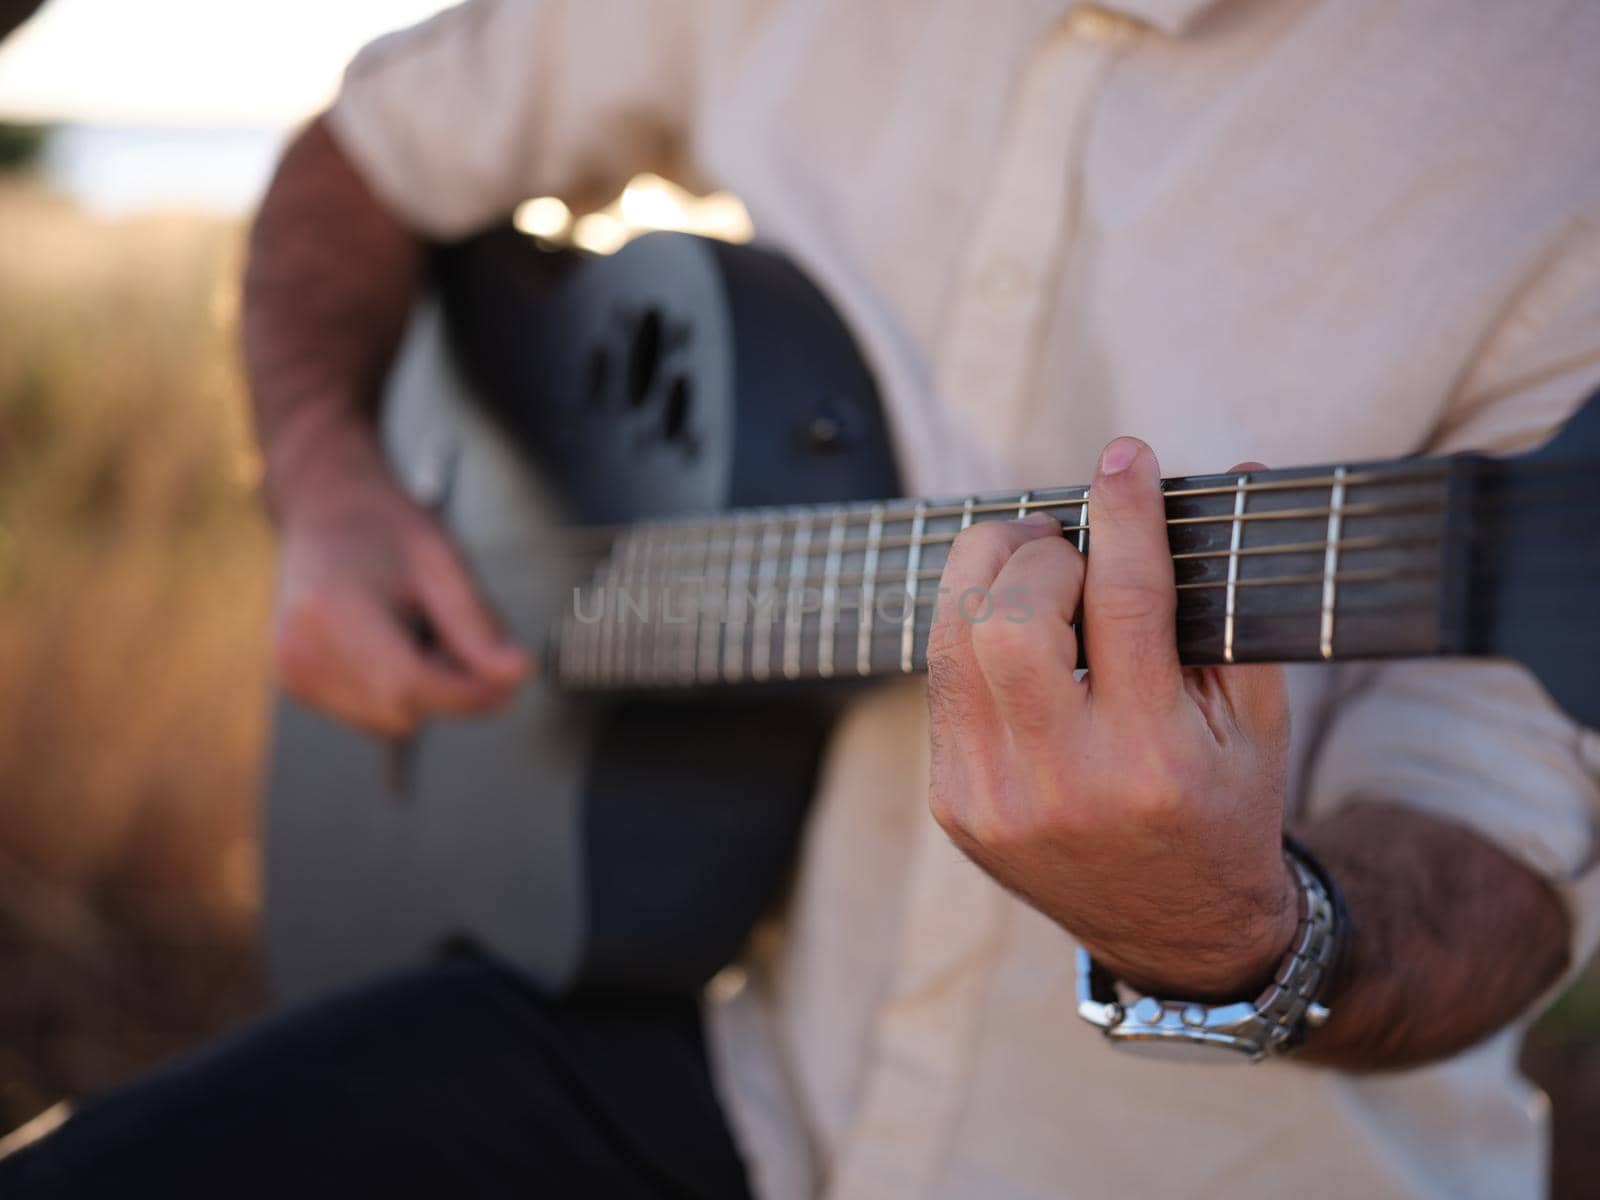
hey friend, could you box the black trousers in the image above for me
[0,958,754,1199]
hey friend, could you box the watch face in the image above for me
[1106,1035,1259,1064]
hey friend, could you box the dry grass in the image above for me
[0,181,270,1127]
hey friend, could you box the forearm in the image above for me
[243,114,425,521]
[1293,802,1571,1071]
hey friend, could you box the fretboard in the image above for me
[551,457,1462,691]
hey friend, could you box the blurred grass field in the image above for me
[0,178,269,1128]
[1,163,1599,1192]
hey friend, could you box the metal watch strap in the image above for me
[1075,840,1346,1062]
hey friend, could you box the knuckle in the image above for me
[970,608,1038,658]
[1117,752,1195,824]
[969,619,1056,706]
[949,521,1005,558]
[928,785,962,835]
[958,802,1030,860]
[1090,579,1174,626]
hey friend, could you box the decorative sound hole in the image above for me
[585,346,609,407]
[627,308,664,408]
[663,376,693,442]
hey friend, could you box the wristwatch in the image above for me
[1075,838,1348,1063]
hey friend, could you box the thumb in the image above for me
[408,531,531,685]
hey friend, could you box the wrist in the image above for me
[1077,843,1345,1062]
[260,405,389,527]
[1090,853,1301,1002]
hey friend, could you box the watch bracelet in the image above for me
[1075,837,1349,1059]
[1279,833,1352,1047]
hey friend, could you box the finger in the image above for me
[341,593,517,725]
[1083,437,1183,713]
[971,533,1088,744]
[926,513,1063,833]
[929,514,1065,688]
[278,590,511,737]
[409,533,532,685]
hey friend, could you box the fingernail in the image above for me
[1100,438,1139,475]
[1014,512,1058,527]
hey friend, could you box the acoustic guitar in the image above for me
[265,229,1600,1007]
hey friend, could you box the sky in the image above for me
[0,0,456,127]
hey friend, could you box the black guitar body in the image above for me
[266,231,897,1005]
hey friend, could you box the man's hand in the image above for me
[272,431,529,739]
[245,116,528,739]
[927,437,1297,999]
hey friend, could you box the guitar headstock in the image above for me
[1449,386,1600,730]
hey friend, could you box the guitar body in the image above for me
[265,232,899,1005]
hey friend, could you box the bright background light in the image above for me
[0,0,754,241]
[0,0,457,127]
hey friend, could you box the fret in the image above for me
[610,535,629,684]
[660,526,685,683]
[1222,473,1249,664]
[723,516,755,682]
[677,526,706,685]
[1077,488,1089,554]
[857,505,885,676]
[818,509,847,679]
[752,516,784,682]
[1015,490,1031,519]
[651,524,680,684]
[1319,467,1347,660]
[783,512,813,681]
[696,524,725,683]
[961,496,976,529]
[594,549,617,686]
[620,533,648,683]
[628,526,655,683]
[901,501,927,673]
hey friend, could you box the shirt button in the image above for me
[1064,4,1143,43]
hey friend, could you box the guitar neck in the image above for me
[551,455,1473,691]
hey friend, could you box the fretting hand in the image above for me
[926,437,1298,999]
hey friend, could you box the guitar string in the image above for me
[550,501,1593,621]
[559,556,1600,679]
[531,456,1597,554]
[565,542,1441,597]
[545,491,1443,549]
[554,563,1449,678]
[571,511,1451,584]
[542,483,1596,573]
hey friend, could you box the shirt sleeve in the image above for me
[1301,215,1600,963]
[325,0,705,238]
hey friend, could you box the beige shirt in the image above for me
[330,1,1600,1196]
